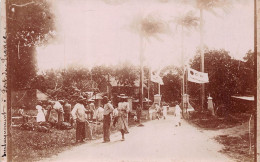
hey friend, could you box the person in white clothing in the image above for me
[174,101,182,126]
[71,96,88,142]
[162,103,168,120]
[95,106,104,122]
[36,102,46,122]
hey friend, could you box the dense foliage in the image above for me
[189,49,254,107]
[7,0,56,90]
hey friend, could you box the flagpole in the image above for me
[148,66,151,105]
[139,35,144,111]
[158,82,160,106]
[200,9,205,111]
[181,26,185,117]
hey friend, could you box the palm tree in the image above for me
[129,12,170,110]
[195,0,232,110]
[174,11,199,116]
[171,0,232,110]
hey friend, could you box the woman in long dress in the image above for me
[117,98,129,141]
[36,102,46,122]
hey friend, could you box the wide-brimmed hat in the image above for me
[118,94,128,99]
[77,96,86,102]
[88,99,95,102]
[58,100,64,104]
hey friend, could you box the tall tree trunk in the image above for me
[254,0,259,160]
[181,26,185,116]
[200,8,205,111]
[139,36,144,109]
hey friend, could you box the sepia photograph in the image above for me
[0,0,258,161]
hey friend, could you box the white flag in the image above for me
[187,68,209,83]
[151,72,164,85]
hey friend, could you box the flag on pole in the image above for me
[151,72,164,85]
[187,68,209,84]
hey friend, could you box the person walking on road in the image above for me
[118,97,130,141]
[174,101,182,127]
[71,96,87,143]
[103,96,114,143]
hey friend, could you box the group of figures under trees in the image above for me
[7,0,254,111]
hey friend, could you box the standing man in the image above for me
[71,96,87,143]
[63,100,72,123]
[103,96,114,143]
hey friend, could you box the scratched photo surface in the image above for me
[5,0,255,162]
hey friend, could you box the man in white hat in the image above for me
[71,96,87,143]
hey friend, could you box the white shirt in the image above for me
[103,103,114,115]
[71,103,87,122]
[95,107,104,120]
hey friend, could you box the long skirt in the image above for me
[76,121,86,142]
[117,115,129,133]
[103,115,111,142]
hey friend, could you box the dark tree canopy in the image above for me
[7,0,56,90]
[189,49,254,107]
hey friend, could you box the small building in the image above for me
[11,89,50,110]
[88,92,106,107]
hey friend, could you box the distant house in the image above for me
[230,95,254,112]
[11,89,50,109]
[109,77,147,99]
[88,92,106,107]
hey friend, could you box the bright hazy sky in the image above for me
[36,0,254,71]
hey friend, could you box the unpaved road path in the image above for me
[41,116,234,162]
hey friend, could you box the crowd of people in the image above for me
[18,96,182,143]
[30,95,132,143]
[148,101,182,126]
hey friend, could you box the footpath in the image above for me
[41,116,234,162]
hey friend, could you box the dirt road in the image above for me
[41,116,234,162]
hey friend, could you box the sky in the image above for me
[36,0,254,71]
